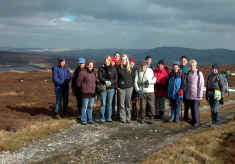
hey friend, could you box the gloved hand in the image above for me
[105,81,112,87]
[178,89,184,97]
[219,98,224,105]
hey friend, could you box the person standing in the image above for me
[184,59,204,127]
[98,56,118,123]
[180,56,190,121]
[76,61,96,125]
[114,52,121,66]
[117,54,134,123]
[71,58,86,115]
[206,64,225,125]
[134,61,156,124]
[168,62,184,123]
[52,58,71,118]
[154,60,169,119]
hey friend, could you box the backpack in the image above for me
[217,73,229,95]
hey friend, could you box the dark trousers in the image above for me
[188,100,200,124]
[55,89,69,114]
[183,98,190,119]
[75,94,82,115]
[139,93,155,120]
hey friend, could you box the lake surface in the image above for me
[0,65,45,72]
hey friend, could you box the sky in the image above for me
[0,0,235,49]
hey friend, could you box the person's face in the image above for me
[80,63,85,69]
[115,53,121,60]
[130,62,135,68]
[173,65,179,72]
[212,68,218,74]
[146,58,152,66]
[87,62,94,71]
[141,65,147,72]
[181,58,188,66]
[190,62,197,70]
[121,57,127,65]
[158,64,164,70]
[60,60,66,67]
[105,58,111,66]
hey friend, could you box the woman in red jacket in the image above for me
[154,60,169,119]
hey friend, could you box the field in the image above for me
[0,65,235,163]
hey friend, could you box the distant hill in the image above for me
[1,47,235,68]
[38,47,235,65]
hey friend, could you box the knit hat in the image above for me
[78,58,86,64]
[212,64,219,69]
[173,61,180,66]
[129,57,135,63]
[158,59,165,65]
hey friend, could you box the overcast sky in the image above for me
[0,0,235,49]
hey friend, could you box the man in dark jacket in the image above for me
[206,64,225,125]
[52,58,71,118]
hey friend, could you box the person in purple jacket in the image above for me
[184,59,204,127]
[52,58,71,119]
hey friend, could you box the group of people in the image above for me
[52,52,226,127]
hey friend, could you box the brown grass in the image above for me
[141,120,235,164]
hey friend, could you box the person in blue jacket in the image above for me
[168,61,184,123]
[52,58,71,118]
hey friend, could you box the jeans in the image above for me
[118,87,133,122]
[99,89,115,122]
[81,97,95,124]
[55,88,69,114]
[170,99,181,121]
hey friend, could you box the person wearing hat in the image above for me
[52,58,71,119]
[206,64,225,126]
[134,60,156,124]
[76,60,96,125]
[184,59,204,127]
[168,61,183,123]
[153,59,169,119]
[71,57,86,115]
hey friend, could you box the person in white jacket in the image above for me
[135,61,157,123]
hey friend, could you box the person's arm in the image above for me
[134,70,140,92]
[198,72,205,99]
[98,67,108,84]
[52,67,64,85]
[148,69,157,84]
[76,71,85,88]
[218,74,225,98]
[65,67,71,83]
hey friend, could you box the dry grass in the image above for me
[0,91,24,97]
[141,120,235,164]
[0,119,75,151]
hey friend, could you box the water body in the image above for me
[0,65,45,72]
